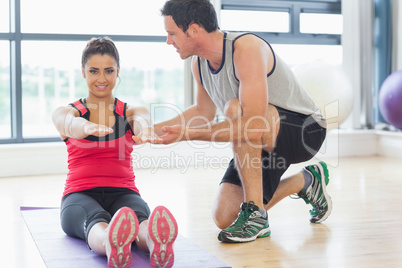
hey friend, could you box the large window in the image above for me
[1,0,185,143]
[2,0,345,143]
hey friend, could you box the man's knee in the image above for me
[212,186,243,229]
[224,98,242,119]
[213,207,234,230]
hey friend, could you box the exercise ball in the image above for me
[293,61,354,131]
[379,70,402,130]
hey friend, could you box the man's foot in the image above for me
[297,161,332,223]
[105,207,139,268]
[148,206,178,268]
[218,201,270,243]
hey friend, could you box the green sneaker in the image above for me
[218,201,271,243]
[297,161,332,223]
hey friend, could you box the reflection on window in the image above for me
[0,41,11,138]
[0,0,9,32]
[20,0,167,35]
[220,10,289,32]
[300,13,343,35]
[21,41,184,138]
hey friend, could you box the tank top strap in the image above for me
[70,99,88,117]
[115,98,126,118]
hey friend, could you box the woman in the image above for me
[52,37,177,268]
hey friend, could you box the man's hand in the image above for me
[132,127,163,144]
[159,125,187,144]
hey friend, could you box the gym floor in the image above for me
[1,156,402,268]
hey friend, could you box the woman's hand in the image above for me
[84,122,114,137]
[132,127,163,144]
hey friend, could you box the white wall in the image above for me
[2,131,402,178]
[0,141,232,178]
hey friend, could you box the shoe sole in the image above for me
[218,226,271,243]
[312,161,333,223]
[148,206,178,268]
[108,207,139,268]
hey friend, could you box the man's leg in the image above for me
[222,99,280,209]
[233,140,264,208]
[214,99,277,242]
[212,98,257,230]
[260,107,331,222]
[215,99,331,230]
[262,165,331,223]
[264,172,305,211]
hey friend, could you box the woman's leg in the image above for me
[87,222,108,255]
[61,192,111,251]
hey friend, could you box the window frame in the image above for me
[221,0,342,45]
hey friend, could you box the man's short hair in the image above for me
[161,0,219,33]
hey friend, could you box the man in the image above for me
[155,0,332,243]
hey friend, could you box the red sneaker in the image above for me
[106,207,139,268]
[148,206,178,268]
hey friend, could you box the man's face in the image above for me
[164,16,194,59]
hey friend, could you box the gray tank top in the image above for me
[197,32,326,127]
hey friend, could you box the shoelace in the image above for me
[232,202,256,227]
[290,193,311,205]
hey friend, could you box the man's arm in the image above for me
[166,35,270,144]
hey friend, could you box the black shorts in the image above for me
[221,107,326,204]
[60,187,150,243]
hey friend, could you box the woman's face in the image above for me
[82,54,120,99]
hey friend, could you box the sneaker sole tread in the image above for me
[148,206,178,268]
[108,207,139,268]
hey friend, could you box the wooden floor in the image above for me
[1,156,402,268]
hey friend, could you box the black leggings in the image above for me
[60,187,150,243]
[221,107,327,204]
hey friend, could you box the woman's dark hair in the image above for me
[81,37,120,68]
[161,0,219,33]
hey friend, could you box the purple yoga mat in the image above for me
[21,207,230,268]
